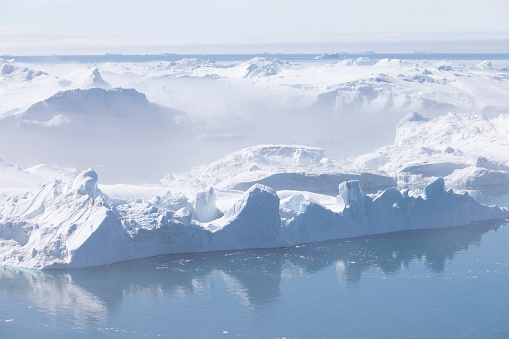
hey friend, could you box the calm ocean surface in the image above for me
[1,192,509,338]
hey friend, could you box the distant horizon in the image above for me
[1,32,509,56]
[3,49,509,62]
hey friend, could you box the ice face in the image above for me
[424,177,447,199]
[338,180,367,213]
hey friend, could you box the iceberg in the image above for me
[162,144,395,194]
[1,168,507,270]
[354,112,509,189]
[0,87,187,183]
[21,87,181,125]
[242,57,285,78]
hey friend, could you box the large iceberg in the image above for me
[0,87,188,183]
[353,112,509,189]
[20,87,181,125]
[2,57,509,270]
[1,169,507,270]
[162,144,395,194]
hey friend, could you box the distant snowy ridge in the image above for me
[1,168,507,269]
[162,58,217,72]
[313,74,454,115]
[311,58,509,116]
[0,59,48,83]
[0,85,188,183]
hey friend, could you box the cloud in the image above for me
[0,25,32,35]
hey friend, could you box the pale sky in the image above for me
[1,0,509,54]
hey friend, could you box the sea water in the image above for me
[1,194,509,338]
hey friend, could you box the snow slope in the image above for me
[0,158,77,198]
[0,169,507,269]
[0,158,43,190]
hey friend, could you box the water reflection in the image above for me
[0,220,506,327]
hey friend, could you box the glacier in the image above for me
[0,167,507,269]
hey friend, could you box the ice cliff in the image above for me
[1,169,507,270]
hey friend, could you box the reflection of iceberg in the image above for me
[330,220,505,284]
[0,267,107,328]
[0,219,503,325]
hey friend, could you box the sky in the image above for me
[1,0,509,54]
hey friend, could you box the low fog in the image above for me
[1,57,507,184]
